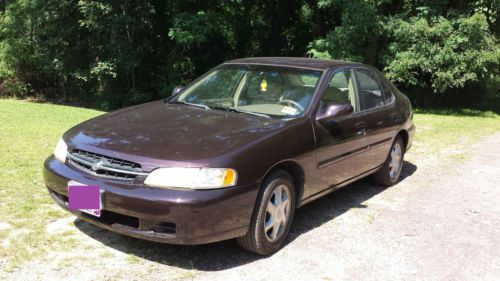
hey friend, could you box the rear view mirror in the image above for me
[316,103,353,122]
[172,85,184,96]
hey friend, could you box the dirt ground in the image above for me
[4,134,500,281]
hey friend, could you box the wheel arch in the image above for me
[260,160,305,209]
[396,129,409,152]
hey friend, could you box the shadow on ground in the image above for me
[75,161,417,271]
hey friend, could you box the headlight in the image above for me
[144,168,237,189]
[53,138,67,163]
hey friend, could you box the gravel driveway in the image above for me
[5,134,500,281]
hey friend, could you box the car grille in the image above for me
[67,149,148,180]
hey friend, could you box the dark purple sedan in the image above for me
[44,57,415,255]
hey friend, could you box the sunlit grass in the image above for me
[408,108,500,163]
[0,99,103,268]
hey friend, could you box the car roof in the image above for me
[225,57,364,71]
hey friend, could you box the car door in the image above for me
[312,68,368,194]
[354,68,400,170]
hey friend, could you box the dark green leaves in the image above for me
[0,0,498,108]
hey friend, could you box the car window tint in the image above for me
[183,69,246,102]
[320,70,359,113]
[355,69,385,110]
[378,74,395,104]
[298,72,320,86]
[241,71,285,102]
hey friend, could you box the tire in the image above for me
[237,170,296,255]
[372,136,405,187]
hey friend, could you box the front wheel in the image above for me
[372,136,405,186]
[237,170,296,255]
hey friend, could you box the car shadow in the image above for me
[74,161,417,271]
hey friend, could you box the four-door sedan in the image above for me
[44,57,415,255]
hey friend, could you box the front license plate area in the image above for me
[67,180,103,217]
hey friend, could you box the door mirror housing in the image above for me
[172,85,184,96]
[316,103,354,122]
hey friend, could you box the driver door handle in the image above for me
[355,121,366,129]
[391,112,401,122]
[355,121,366,135]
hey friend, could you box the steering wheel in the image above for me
[278,99,304,112]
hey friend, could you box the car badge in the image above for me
[91,159,107,171]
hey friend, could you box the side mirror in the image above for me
[316,103,354,122]
[172,85,184,96]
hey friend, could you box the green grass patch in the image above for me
[0,99,499,268]
[409,108,500,162]
[0,99,103,268]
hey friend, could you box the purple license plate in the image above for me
[67,180,102,217]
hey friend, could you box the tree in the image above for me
[308,0,381,65]
[0,0,498,108]
[0,0,85,98]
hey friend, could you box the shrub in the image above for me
[384,13,500,94]
[0,78,29,98]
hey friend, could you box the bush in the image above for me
[0,78,29,98]
[384,13,499,94]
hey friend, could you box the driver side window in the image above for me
[320,69,359,114]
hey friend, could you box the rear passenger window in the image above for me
[378,74,395,104]
[355,69,384,110]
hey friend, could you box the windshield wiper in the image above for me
[176,102,270,118]
[210,105,271,118]
[170,100,211,110]
[227,107,271,118]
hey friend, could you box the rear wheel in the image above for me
[372,136,405,186]
[237,170,296,255]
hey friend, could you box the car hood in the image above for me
[64,101,289,169]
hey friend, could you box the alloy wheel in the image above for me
[388,142,403,179]
[264,184,291,242]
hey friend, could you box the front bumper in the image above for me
[43,156,260,245]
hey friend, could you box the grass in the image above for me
[0,99,103,268]
[408,108,500,164]
[0,98,499,270]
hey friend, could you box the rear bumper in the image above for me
[406,124,416,151]
[43,156,260,245]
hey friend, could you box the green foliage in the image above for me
[0,0,498,108]
[308,0,381,64]
[384,13,499,93]
[168,11,221,48]
[0,78,29,97]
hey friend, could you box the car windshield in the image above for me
[173,64,323,119]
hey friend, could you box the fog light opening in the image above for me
[152,222,176,234]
